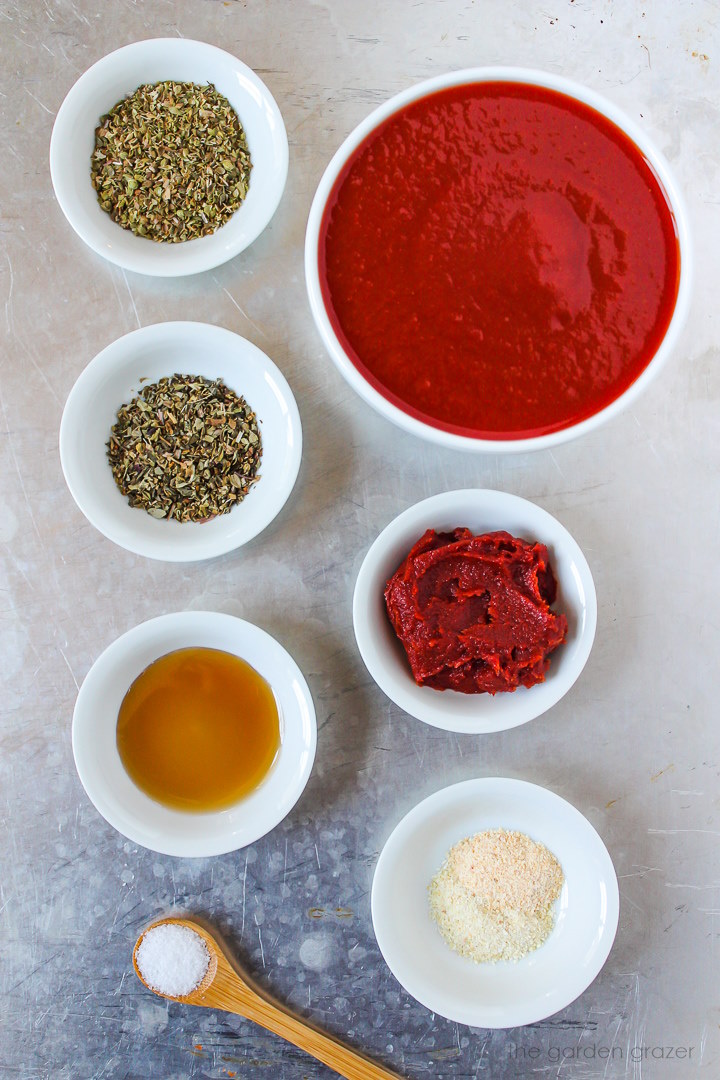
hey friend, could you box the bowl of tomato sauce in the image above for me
[305,68,692,452]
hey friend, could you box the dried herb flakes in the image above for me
[107,375,261,523]
[91,81,252,243]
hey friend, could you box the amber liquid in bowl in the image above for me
[116,647,280,812]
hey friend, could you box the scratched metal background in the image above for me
[0,1,718,1077]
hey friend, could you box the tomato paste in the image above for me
[320,82,680,438]
[385,529,567,693]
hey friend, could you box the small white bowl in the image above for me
[353,489,596,733]
[72,611,317,857]
[59,322,302,562]
[372,777,619,1028]
[50,38,288,276]
[305,66,692,452]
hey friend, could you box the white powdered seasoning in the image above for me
[136,924,210,997]
[428,828,564,963]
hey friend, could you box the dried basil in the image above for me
[91,81,252,243]
[107,375,261,523]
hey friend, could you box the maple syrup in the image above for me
[117,647,280,812]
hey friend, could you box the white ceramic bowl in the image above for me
[72,612,317,857]
[305,66,692,453]
[50,38,288,276]
[59,322,302,562]
[353,489,595,733]
[372,777,619,1028]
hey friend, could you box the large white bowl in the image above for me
[372,777,619,1028]
[353,489,596,733]
[50,38,288,276]
[59,322,302,562]
[72,612,317,857]
[305,66,692,453]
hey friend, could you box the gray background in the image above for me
[1,1,718,1077]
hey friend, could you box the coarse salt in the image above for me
[136,923,210,997]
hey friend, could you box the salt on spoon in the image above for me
[135,922,211,998]
[133,917,401,1080]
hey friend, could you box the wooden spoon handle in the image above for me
[215,987,401,1079]
[135,920,400,1078]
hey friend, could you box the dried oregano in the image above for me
[91,81,252,243]
[107,375,261,523]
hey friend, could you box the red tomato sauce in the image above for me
[319,83,681,439]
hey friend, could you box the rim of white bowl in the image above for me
[72,611,317,857]
[371,777,619,1027]
[50,38,289,277]
[58,322,302,562]
[305,66,693,453]
[353,489,597,732]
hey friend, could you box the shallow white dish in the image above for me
[372,777,619,1028]
[50,38,288,276]
[59,322,301,562]
[305,66,692,453]
[72,611,316,857]
[353,489,595,733]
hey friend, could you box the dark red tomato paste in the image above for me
[385,529,567,694]
[320,83,680,438]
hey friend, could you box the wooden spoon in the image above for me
[133,917,402,1080]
